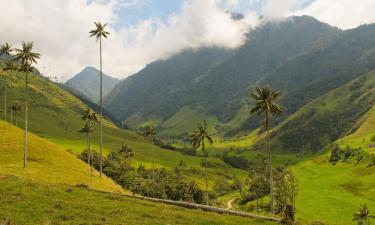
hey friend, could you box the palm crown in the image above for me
[142,125,157,138]
[82,107,98,123]
[250,86,285,128]
[0,42,13,56]
[118,143,133,159]
[14,42,40,66]
[79,123,95,133]
[89,22,110,41]
[4,61,18,72]
[190,121,213,149]
[11,101,22,112]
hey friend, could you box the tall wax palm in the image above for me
[14,42,40,168]
[80,107,98,184]
[142,125,157,178]
[353,204,374,225]
[0,42,13,121]
[10,101,22,126]
[190,120,213,205]
[250,86,285,214]
[89,21,110,177]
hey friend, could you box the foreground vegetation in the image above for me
[0,175,276,225]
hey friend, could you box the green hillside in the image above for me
[0,122,275,225]
[0,120,123,193]
[106,16,341,134]
[0,62,247,189]
[271,70,375,152]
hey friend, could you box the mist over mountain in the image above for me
[105,15,375,152]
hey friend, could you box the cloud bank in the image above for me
[0,0,374,80]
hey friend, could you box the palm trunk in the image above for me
[10,108,13,125]
[151,136,155,197]
[202,139,208,205]
[88,132,92,184]
[99,35,103,177]
[24,70,29,168]
[86,132,89,165]
[4,86,6,121]
[265,112,274,214]
[15,110,18,126]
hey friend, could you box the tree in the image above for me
[118,143,133,161]
[10,101,22,126]
[190,120,213,205]
[89,21,110,177]
[353,204,374,225]
[79,107,98,184]
[142,125,157,181]
[0,42,14,122]
[14,42,40,168]
[250,86,285,214]
[274,168,298,225]
[4,61,18,124]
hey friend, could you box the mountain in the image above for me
[105,16,342,135]
[0,60,247,188]
[66,66,119,103]
[269,70,375,152]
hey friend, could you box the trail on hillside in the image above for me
[226,198,236,210]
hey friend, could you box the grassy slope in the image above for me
[0,122,274,225]
[0,176,276,225]
[0,67,246,189]
[293,154,375,225]
[0,121,123,193]
[336,104,375,152]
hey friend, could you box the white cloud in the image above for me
[295,0,375,29]
[1,0,373,81]
[0,0,261,80]
[262,0,300,20]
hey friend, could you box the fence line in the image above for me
[94,188,281,222]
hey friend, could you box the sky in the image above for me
[1,0,375,81]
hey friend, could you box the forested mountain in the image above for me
[270,70,375,152]
[105,15,375,152]
[66,66,119,103]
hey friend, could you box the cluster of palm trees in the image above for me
[0,41,40,168]
[79,107,98,183]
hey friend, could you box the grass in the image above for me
[336,105,375,152]
[293,155,375,225]
[0,175,277,225]
[0,120,123,193]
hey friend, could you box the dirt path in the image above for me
[225,198,236,210]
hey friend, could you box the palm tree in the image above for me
[10,101,22,126]
[14,42,40,168]
[89,21,110,177]
[142,125,157,176]
[80,107,98,184]
[190,120,213,205]
[118,143,133,161]
[250,85,285,214]
[0,42,13,122]
[4,61,18,123]
[353,204,374,225]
